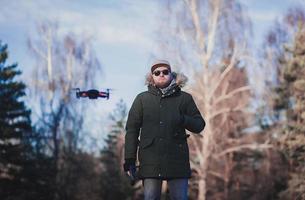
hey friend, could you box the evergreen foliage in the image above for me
[0,41,32,199]
[273,25,305,200]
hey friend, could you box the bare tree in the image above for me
[27,20,102,199]
[154,0,275,199]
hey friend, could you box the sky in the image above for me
[0,0,159,108]
[0,0,304,147]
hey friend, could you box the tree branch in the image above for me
[209,104,248,120]
[209,47,237,102]
[213,86,251,105]
[184,0,205,51]
[206,0,220,63]
[215,143,273,158]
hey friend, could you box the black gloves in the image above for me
[123,158,137,185]
[123,158,135,172]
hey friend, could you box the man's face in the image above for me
[152,66,172,88]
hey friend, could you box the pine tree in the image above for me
[99,99,135,200]
[0,41,32,199]
[273,25,305,200]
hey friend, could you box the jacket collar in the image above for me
[148,84,181,97]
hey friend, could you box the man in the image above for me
[124,60,205,200]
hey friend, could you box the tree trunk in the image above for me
[198,178,206,200]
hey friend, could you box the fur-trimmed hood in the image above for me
[145,72,188,88]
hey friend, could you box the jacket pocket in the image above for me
[138,138,156,164]
[173,132,190,140]
[167,141,189,164]
[139,138,154,149]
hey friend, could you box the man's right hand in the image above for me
[123,159,137,184]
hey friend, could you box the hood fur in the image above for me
[145,72,188,88]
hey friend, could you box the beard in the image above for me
[154,78,172,88]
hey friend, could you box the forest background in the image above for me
[0,0,305,199]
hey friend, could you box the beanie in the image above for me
[151,59,171,73]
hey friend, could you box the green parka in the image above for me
[124,72,205,179]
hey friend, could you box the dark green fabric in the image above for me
[125,84,205,179]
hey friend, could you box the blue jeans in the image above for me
[143,178,188,200]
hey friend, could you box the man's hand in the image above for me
[127,165,137,179]
[123,159,137,185]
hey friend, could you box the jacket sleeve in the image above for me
[182,94,205,134]
[124,94,143,160]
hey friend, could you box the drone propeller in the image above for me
[71,88,81,98]
[100,88,115,94]
[71,88,81,93]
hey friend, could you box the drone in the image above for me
[74,88,111,100]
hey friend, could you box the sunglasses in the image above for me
[153,69,170,76]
